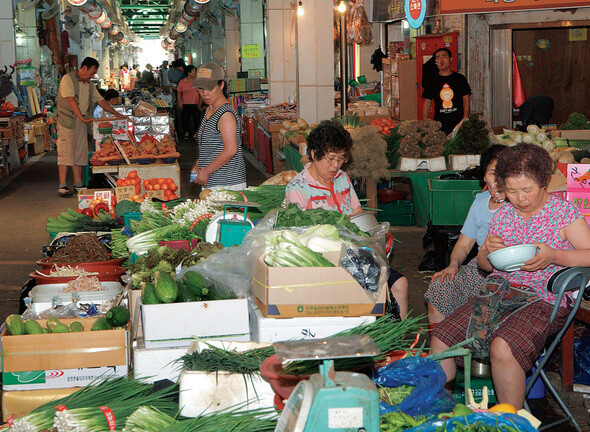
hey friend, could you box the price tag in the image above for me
[242,44,261,59]
[115,185,136,201]
[146,190,165,201]
[99,406,116,431]
[94,190,112,206]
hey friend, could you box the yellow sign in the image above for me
[440,0,589,14]
[146,190,165,201]
[569,28,587,42]
[242,44,261,59]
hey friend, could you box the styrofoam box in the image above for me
[178,340,274,417]
[398,156,446,172]
[447,154,481,171]
[249,303,376,343]
[29,282,125,313]
[141,298,250,349]
[132,337,188,384]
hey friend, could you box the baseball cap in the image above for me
[193,62,225,90]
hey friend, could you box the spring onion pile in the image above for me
[179,343,275,374]
[283,315,425,375]
[126,224,198,255]
[122,406,178,432]
[159,406,278,432]
[111,229,130,258]
[226,185,287,220]
[8,377,177,432]
[264,230,335,267]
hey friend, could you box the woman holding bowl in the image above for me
[430,143,590,409]
[426,145,506,326]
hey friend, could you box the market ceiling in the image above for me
[119,0,171,37]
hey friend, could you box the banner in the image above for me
[440,0,590,15]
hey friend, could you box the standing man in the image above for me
[56,57,125,197]
[159,61,170,93]
[422,48,471,135]
[168,59,186,138]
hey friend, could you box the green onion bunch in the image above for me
[122,406,178,432]
[283,314,425,375]
[179,343,275,374]
[160,406,278,432]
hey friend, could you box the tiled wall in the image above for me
[295,0,334,123]
[240,0,265,75]
[225,15,240,78]
[267,0,297,105]
[0,2,17,106]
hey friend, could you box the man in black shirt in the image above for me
[422,48,471,135]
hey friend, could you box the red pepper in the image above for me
[111,196,118,208]
[76,209,84,213]
[94,203,110,217]
[82,208,94,218]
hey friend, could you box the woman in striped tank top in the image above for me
[191,63,247,190]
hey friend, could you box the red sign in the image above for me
[440,0,590,14]
[409,0,422,19]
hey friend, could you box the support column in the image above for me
[0,1,17,106]
[266,0,296,105]
[225,15,240,79]
[295,0,334,123]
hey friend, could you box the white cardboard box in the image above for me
[141,298,250,348]
[2,365,128,391]
[133,338,188,383]
[249,303,376,343]
[447,154,480,171]
[398,156,446,172]
[178,340,274,417]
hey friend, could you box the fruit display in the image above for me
[141,177,179,201]
[154,98,169,108]
[90,135,179,165]
[371,118,397,136]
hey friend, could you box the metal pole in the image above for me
[339,10,347,116]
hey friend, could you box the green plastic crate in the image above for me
[452,370,497,405]
[284,144,304,172]
[428,179,482,226]
[123,212,142,228]
[378,200,415,226]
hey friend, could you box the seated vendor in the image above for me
[285,120,409,319]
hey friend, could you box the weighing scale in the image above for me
[274,335,381,432]
[205,202,259,247]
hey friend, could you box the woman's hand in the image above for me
[431,264,459,283]
[520,243,556,271]
[195,168,210,186]
[483,235,506,254]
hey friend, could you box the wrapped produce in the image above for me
[348,0,373,45]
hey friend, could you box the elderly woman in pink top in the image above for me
[285,120,409,319]
[431,143,590,409]
[177,65,203,140]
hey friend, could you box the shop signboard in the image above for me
[405,0,426,29]
[369,0,435,23]
[440,0,590,14]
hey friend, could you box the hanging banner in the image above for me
[404,0,426,29]
[440,0,590,15]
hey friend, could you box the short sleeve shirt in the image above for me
[285,163,361,216]
[59,74,102,113]
[488,195,582,306]
[422,72,471,134]
[461,191,499,248]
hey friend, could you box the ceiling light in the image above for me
[337,1,346,13]
[15,26,26,38]
[297,1,304,16]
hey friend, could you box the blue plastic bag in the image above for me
[404,412,537,432]
[574,338,590,386]
[372,357,457,417]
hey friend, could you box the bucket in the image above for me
[526,367,546,399]
[350,212,379,232]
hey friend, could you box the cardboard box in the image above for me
[141,298,250,348]
[2,365,129,391]
[77,188,113,209]
[3,388,78,422]
[1,318,130,373]
[251,252,387,318]
[551,130,590,141]
[133,337,187,383]
[249,303,376,343]
[258,116,283,133]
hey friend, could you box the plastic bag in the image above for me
[340,245,387,302]
[574,338,590,385]
[372,357,457,417]
[404,412,537,432]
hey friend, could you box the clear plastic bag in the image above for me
[340,244,387,302]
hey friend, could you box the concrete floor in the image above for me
[0,142,588,429]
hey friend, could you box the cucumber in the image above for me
[154,271,178,303]
[5,315,25,335]
[51,324,70,333]
[106,306,130,327]
[141,282,160,305]
[69,321,84,332]
[183,271,208,297]
[42,327,49,334]
[24,320,44,335]
[91,317,112,331]
[46,317,62,331]
[177,281,199,302]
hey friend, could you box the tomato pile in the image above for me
[142,177,179,201]
[371,118,397,136]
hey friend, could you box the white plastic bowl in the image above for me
[487,244,538,272]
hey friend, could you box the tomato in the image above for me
[127,170,138,179]
[82,208,94,218]
[142,180,149,189]
[156,178,165,185]
[161,183,169,191]
[132,194,141,201]
[153,184,161,191]
[164,178,174,184]
[94,203,110,217]
[134,184,141,195]
[149,178,158,185]
[116,179,124,187]
[146,184,154,191]
[111,196,117,208]
[169,193,178,200]
[169,183,178,192]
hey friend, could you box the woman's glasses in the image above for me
[323,155,348,165]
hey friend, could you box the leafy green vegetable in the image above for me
[384,126,402,169]
[444,114,490,156]
[275,204,369,236]
[379,384,415,405]
[559,112,590,130]
[114,200,141,218]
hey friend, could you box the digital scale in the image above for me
[205,202,259,247]
[274,336,381,432]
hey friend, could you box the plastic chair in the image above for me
[522,267,590,432]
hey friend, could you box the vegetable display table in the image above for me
[390,170,457,228]
[92,162,181,197]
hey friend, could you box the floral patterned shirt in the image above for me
[285,163,361,216]
[488,195,582,307]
